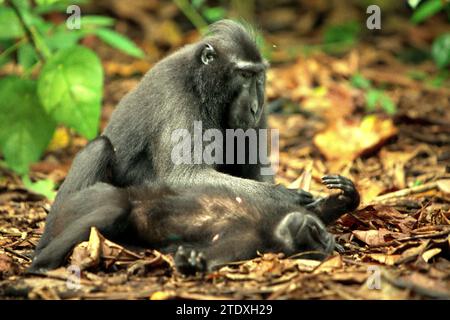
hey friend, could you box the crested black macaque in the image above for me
[30,20,361,274]
[29,137,359,275]
[34,19,317,256]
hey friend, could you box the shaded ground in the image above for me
[0,1,449,299]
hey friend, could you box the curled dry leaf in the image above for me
[366,253,402,266]
[69,227,143,271]
[422,248,442,263]
[313,255,343,274]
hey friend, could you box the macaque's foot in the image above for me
[275,212,335,259]
[174,246,207,275]
[322,175,360,211]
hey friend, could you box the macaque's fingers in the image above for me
[322,176,356,193]
[324,183,355,194]
[322,176,354,186]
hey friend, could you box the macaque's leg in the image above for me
[35,136,117,256]
[28,197,130,273]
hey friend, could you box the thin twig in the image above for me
[3,247,32,262]
[371,181,438,203]
[6,0,49,61]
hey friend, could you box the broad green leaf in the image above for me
[351,74,371,89]
[22,175,56,200]
[411,0,444,23]
[0,77,56,174]
[37,46,103,139]
[0,7,24,39]
[95,28,145,58]
[18,43,38,70]
[431,33,450,69]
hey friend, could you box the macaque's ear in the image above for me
[200,43,215,65]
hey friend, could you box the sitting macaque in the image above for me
[29,20,360,275]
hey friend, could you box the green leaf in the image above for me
[44,29,83,51]
[22,175,56,200]
[35,0,63,5]
[94,28,145,58]
[411,0,444,23]
[81,15,116,28]
[18,43,38,70]
[0,7,24,39]
[37,46,103,139]
[365,89,381,111]
[33,0,87,14]
[379,93,397,115]
[351,74,371,89]
[431,33,450,69]
[202,7,226,22]
[0,76,56,174]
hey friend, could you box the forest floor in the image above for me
[0,3,449,299]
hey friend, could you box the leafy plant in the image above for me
[351,74,397,115]
[0,0,145,177]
